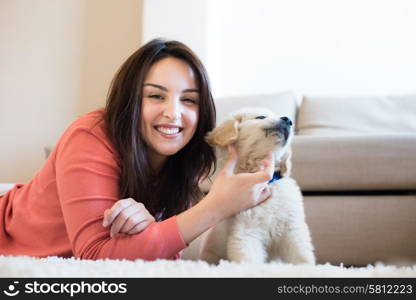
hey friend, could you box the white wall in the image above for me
[144,0,416,98]
[207,0,416,97]
[79,0,143,115]
[142,0,208,62]
[0,1,84,183]
[0,0,142,183]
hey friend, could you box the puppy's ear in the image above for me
[205,119,239,147]
[277,148,292,177]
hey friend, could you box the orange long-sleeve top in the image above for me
[0,110,187,260]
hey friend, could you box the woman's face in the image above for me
[141,57,199,170]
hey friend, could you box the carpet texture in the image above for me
[0,255,415,277]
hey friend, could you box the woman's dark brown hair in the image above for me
[104,38,216,221]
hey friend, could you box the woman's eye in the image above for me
[182,98,198,104]
[149,94,164,100]
[256,115,266,120]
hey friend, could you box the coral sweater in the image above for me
[0,110,187,260]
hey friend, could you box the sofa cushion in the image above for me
[292,134,416,191]
[296,94,416,135]
[214,90,298,126]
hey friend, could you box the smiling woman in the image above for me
[104,40,215,223]
[0,39,274,261]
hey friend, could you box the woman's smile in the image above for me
[154,124,184,138]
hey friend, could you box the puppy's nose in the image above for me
[280,116,292,126]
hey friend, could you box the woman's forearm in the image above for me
[176,193,225,244]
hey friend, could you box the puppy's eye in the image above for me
[255,116,266,120]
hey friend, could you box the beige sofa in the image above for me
[184,91,416,266]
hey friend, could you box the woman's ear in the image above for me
[205,119,239,147]
[276,148,292,177]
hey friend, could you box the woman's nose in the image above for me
[163,98,182,120]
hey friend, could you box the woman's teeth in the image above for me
[156,126,180,135]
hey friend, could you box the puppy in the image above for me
[199,107,315,264]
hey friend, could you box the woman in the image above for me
[0,39,273,260]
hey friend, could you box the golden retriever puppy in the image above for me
[199,107,315,264]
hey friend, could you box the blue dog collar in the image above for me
[268,171,281,184]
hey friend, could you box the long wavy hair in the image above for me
[103,39,216,221]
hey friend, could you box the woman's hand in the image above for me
[102,198,155,238]
[206,146,274,219]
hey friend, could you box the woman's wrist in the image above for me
[176,193,224,244]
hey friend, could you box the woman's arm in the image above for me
[101,147,273,245]
[55,123,187,260]
[177,146,273,244]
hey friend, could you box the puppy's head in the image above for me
[206,107,293,176]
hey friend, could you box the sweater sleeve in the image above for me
[55,123,187,260]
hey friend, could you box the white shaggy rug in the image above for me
[1,255,415,277]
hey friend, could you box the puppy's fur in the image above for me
[199,107,315,264]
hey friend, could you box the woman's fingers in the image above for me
[109,204,140,237]
[223,145,238,176]
[242,166,273,185]
[254,152,275,182]
[118,211,155,235]
[102,198,156,238]
[102,198,134,227]
[259,185,272,203]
